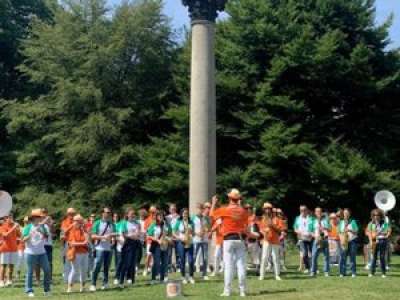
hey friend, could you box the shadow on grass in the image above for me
[248,288,297,296]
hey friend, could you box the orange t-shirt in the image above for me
[211,205,248,237]
[258,217,282,245]
[67,227,88,254]
[328,224,339,240]
[144,215,156,244]
[61,217,74,241]
[0,223,19,252]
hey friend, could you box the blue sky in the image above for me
[109,0,400,48]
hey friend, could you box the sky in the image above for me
[109,0,400,48]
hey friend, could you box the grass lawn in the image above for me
[2,247,400,299]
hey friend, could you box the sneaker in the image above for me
[150,280,157,285]
[275,276,282,281]
[365,265,370,270]
[386,266,390,271]
[382,275,386,278]
[203,276,209,281]
[189,277,195,284]
[101,284,108,290]
[324,272,329,277]
[27,292,35,297]
[67,287,72,293]
[240,291,246,297]
[126,279,133,285]
[89,285,96,292]
[79,287,85,293]
[210,272,216,277]
[5,280,12,286]
[340,274,344,278]
[309,272,316,277]
[143,270,148,277]
[352,274,356,278]
[220,292,231,297]
[182,278,188,285]
[368,274,373,277]
[113,279,119,285]
[164,278,169,283]
[259,276,264,281]
[303,269,309,274]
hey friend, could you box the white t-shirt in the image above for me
[23,224,48,255]
[95,221,113,251]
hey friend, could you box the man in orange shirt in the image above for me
[0,214,20,287]
[61,208,76,283]
[143,206,157,276]
[259,203,283,281]
[211,189,249,297]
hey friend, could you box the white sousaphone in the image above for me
[0,190,13,218]
[374,190,396,213]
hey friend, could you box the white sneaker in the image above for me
[143,270,148,277]
[67,287,72,293]
[303,269,309,274]
[113,279,119,285]
[259,276,264,281]
[203,276,209,281]
[27,292,35,297]
[352,274,356,278]
[101,284,108,290]
[275,276,282,281]
[368,274,373,277]
[210,272,216,277]
[89,285,96,292]
[365,265,370,270]
[79,287,85,293]
[5,280,12,286]
[164,278,169,283]
[182,278,188,285]
[340,275,344,278]
[240,291,246,297]
[382,275,386,278]
[126,279,132,285]
[324,272,329,277]
[0,281,4,288]
[189,277,195,284]
[220,292,231,297]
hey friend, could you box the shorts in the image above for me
[0,252,18,265]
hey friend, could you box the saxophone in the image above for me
[340,220,349,251]
[183,220,192,248]
[370,222,378,254]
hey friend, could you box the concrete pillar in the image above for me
[183,0,226,214]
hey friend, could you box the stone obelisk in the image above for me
[182,0,227,214]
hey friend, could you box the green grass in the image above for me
[2,247,400,299]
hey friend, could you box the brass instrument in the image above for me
[183,220,192,248]
[315,220,324,249]
[160,229,169,251]
[340,220,349,251]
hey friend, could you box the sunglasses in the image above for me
[103,211,111,214]
[373,214,380,217]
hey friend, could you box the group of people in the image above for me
[0,188,395,297]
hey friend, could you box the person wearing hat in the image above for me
[22,209,51,297]
[0,214,20,287]
[192,203,211,280]
[143,206,157,276]
[259,202,283,281]
[210,189,249,297]
[66,214,89,293]
[61,207,76,282]
[327,213,340,267]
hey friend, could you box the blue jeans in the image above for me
[25,253,51,294]
[168,241,180,270]
[176,241,194,277]
[339,239,357,275]
[371,239,387,275]
[118,239,140,284]
[151,244,168,281]
[92,250,112,286]
[299,240,312,270]
[194,242,209,276]
[311,240,330,274]
[44,245,53,280]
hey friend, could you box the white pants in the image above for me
[214,244,223,273]
[247,242,260,265]
[223,240,246,294]
[68,253,89,285]
[260,241,280,278]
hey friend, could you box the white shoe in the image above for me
[143,270,148,277]
[101,284,108,290]
[67,288,72,293]
[220,292,231,297]
[259,276,264,281]
[5,280,12,286]
[365,265,370,270]
[386,266,390,271]
[352,274,356,278]
[79,287,85,293]
[303,269,309,274]
[164,278,169,283]
[189,277,195,284]
[324,272,329,277]
[210,272,216,277]
[275,276,282,281]
[203,276,209,281]
[382,275,386,278]
[150,280,157,285]
[368,274,373,277]
[127,279,132,285]
[113,279,119,285]
[240,291,246,297]
[89,285,96,292]
[27,292,35,297]
[340,275,344,278]
[0,281,4,288]
[182,278,188,285]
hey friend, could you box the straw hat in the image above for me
[149,206,157,213]
[263,202,273,209]
[66,207,76,215]
[227,188,241,200]
[31,209,45,218]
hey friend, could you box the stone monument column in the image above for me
[182,0,227,214]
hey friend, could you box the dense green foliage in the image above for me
[1,0,400,222]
